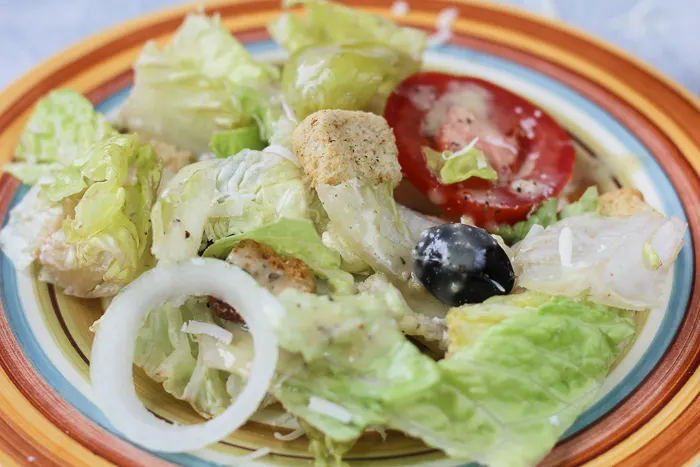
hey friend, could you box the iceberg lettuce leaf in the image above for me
[423,146,497,184]
[269,1,426,60]
[152,149,313,263]
[37,135,162,297]
[513,211,686,310]
[119,14,279,154]
[9,89,116,184]
[316,180,415,283]
[282,44,419,119]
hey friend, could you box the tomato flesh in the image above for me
[385,72,576,227]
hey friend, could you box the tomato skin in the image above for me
[385,72,576,227]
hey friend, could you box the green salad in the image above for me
[0,2,687,467]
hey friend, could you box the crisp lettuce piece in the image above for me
[496,198,558,245]
[151,149,313,262]
[423,146,497,184]
[203,218,354,294]
[404,297,636,466]
[560,186,600,218]
[272,288,440,441]
[316,179,415,283]
[282,44,419,119]
[7,90,116,184]
[358,273,446,346]
[36,135,162,297]
[321,226,371,274]
[209,127,265,158]
[496,187,600,245]
[513,211,686,311]
[119,14,279,154]
[446,291,551,355]
[269,1,426,60]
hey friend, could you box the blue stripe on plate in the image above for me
[0,38,692,467]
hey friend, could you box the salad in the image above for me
[0,2,687,466]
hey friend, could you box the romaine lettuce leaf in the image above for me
[316,179,415,283]
[496,187,600,245]
[119,14,279,154]
[7,89,116,184]
[36,135,162,297]
[152,149,313,263]
[423,146,497,184]
[203,218,354,294]
[282,44,419,119]
[403,297,636,466]
[269,1,426,60]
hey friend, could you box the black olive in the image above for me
[412,224,515,306]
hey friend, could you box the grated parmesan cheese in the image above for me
[181,320,233,344]
[559,226,573,267]
[308,396,353,423]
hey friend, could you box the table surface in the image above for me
[0,0,698,94]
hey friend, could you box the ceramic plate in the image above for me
[0,1,699,466]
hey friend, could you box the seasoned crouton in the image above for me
[600,187,653,217]
[209,239,316,322]
[292,110,401,187]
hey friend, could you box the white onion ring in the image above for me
[91,258,282,452]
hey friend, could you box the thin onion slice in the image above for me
[91,258,283,452]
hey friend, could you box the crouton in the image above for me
[292,109,402,187]
[209,239,316,322]
[600,187,653,217]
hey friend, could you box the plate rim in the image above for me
[0,1,699,466]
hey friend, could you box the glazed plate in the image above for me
[0,1,699,466]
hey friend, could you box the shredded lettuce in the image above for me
[203,218,355,294]
[423,146,497,184]
[6,90,116,184]
[497,186,599,245]
[36,135,162,297]
[151,149,312,262]
[269,0,426,60]
[119,14,279,154]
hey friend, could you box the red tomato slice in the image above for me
[385,72,576,227]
